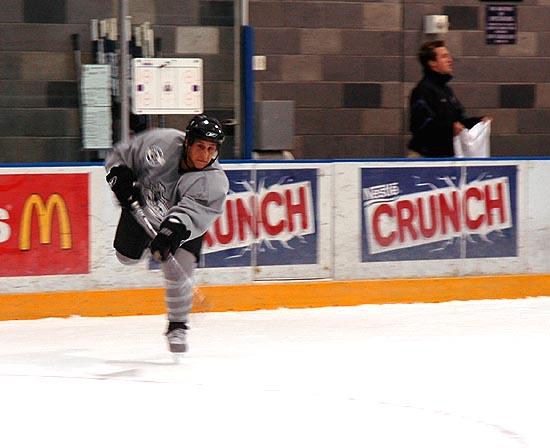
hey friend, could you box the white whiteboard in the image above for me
[131,58,203,115]
[80,65,112,149]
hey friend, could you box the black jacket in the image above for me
[408,70,480,157]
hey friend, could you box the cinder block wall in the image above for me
[252,0,550,159]
[1,0,550,162]
[0,0,236,163]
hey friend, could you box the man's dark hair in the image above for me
[418,40,445,71]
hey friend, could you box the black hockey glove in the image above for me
[106,165,138,208]
[150,218,191,261]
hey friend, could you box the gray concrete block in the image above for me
[301,29,342,54]
[344,84,382,108]
[199,1,234,27]
[500,84,535,109]
[404,31,425,57]
[299,134,404,159]
[323,56,402,82]
[256,29,301,54]
[518,7,550,32]
[324,3,364,29]
[47,81,78,107]
[298,135,365,159]
[362,109,402,134]
[364,3,402,31]
[462,32,499,57]
[0,24,88,52]
[156,0,197,26]
[20,52,73,80]
[296,109,330,135]
[3,0,23,22]
[199,0,235,26]
[537,32,550,56]
[443,6,479,31]
[535,84,550,108]
[128,0,159,24]
[66,0,113,24]
[257,82,342,108]
[204,81,235,108]
[296,109,364,135]
[497,33,537,57]
[175,26,219,54]
[280,55,322,82]
[0,137,85,163]
[284,2,324,28]
[342,30,401,55]
[404,55,423,83]
[518,109,550,133]
[382,83,404,109]
[0,53,23,80]
[201,54,234,81]
[0,109,79,137]
[441,32,463,57]
[453,58,550,83]
[491,134,550,157]
[250,2,286,27]
[364,56,402,82]
[0,81,48,107]
[477,109,518,135]
[152,26,176,54]
[453,83,499,108]
[326,109,368,134]
[25,0,66,23]
[323,56,364,82]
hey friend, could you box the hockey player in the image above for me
[105,115,229,353]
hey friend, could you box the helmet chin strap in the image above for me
[209,150,220,165]
[180,140,196,171]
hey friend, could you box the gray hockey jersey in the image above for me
[105,127,229,240]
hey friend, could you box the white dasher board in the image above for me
[132,58,203,115]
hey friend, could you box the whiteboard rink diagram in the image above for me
[132,58,203,115]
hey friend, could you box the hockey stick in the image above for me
[130,201,210,311]
[130,201,185,276]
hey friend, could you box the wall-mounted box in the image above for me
[424,15,449,34]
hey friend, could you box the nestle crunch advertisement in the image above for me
[361,165,518,262]
[202,168,318,268]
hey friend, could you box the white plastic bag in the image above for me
[453,121,491,158]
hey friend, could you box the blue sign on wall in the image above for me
[361,165,518,262]
[201,168,319,268]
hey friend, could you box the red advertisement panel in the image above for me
[0,173,90,277]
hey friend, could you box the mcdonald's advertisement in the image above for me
[0,173,90,277]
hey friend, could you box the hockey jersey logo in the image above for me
[143,182,169,221]
[145,145,165,167]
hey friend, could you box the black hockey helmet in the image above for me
[185,114,225,150]
[182,114,225,168]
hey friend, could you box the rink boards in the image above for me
[1,159,550,319]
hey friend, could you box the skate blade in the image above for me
[172,353,185,364]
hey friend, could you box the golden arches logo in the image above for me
[19,193,72,251]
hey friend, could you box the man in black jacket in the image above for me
[408,40,492,158]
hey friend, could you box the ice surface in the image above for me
[1,297,549,447]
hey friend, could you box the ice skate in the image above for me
[166,322,188,354]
